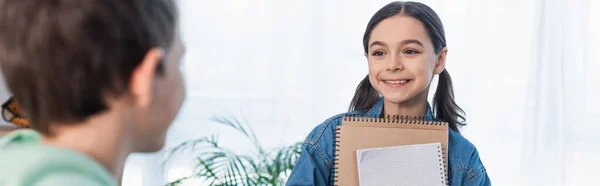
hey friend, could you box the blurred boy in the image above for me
[0,0,185,185]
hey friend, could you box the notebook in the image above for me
[356,143,446,186]
[334,116,449,186]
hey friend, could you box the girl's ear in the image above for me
[434,48,447,74]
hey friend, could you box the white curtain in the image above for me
[121,0,600,185]
[521,0,599,185]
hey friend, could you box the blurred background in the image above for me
[1,0,599,185]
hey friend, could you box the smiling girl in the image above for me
[286,1,490,185]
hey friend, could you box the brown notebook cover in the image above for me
[334,116,449,186]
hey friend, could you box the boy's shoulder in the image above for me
[0,130,117,186]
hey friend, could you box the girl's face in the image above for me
[366,15,446,105]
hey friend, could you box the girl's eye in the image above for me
[404,49,420,55]
[372,51,385,56]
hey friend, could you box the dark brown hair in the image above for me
[0,0,177,135]
[349,1,466,131]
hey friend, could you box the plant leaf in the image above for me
[166,112,304,186]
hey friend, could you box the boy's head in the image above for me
[0,0,186,152]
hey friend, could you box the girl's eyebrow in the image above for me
[369,41,387,48]
[370,39,424,48]
[400,39,424,47]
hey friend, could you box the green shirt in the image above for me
[0,129,118,186]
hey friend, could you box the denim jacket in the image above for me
[286,98,491,186]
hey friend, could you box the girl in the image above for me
[286,1,490,185]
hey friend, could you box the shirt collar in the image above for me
[0,129,41,148]
[365,97,434,120]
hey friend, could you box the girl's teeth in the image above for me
[386,80,408,84]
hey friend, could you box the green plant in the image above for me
[164,113,303,186]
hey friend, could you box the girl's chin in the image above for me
[381,95,410,104]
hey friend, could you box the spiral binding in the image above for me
[439,145,449,186]
[342,115,447,126]
[333,126,341,186]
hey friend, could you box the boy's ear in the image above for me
[434,48,447,75]
[130,47,164,108]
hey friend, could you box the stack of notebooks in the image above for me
[334,116,448,186]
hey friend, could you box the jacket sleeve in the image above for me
[463,149,491,186]
[286,118,340,186]
[285,143,331,186]
[463,169,491,186]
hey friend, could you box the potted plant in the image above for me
[164,113,302,186]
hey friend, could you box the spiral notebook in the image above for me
[334,116,449,186]
[356,143,446,186]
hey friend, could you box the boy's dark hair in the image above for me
[0,0,177,135]
[349,1,466,132]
